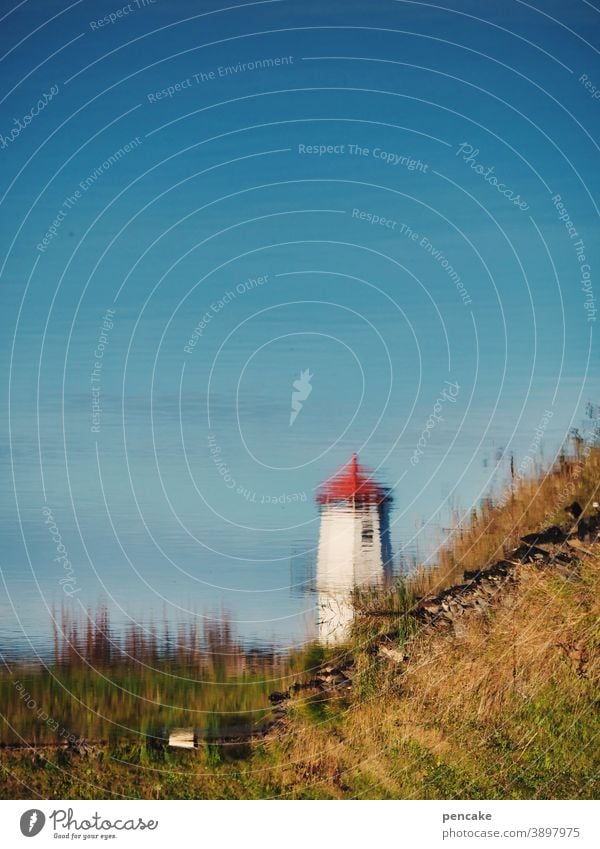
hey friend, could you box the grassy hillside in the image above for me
[415,430,600,592]
[1,439,599,799]
[280,547,599,799]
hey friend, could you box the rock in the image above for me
[420,599,443,615]
[318,671,352,691]
[447,600,465,616]
[477,579,497,596]
[453,620,467,637]
[510,544,547,564]
[268,691,289,704]
[566,539,596,557]
[378,644,408,663]
[521,526,566,545]
[67,738,93,756]
[331,673,352,688]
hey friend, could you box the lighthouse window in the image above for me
[362,521,373,541]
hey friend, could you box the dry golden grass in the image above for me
[257,546,600,798]
[413,440,600,594]
[404,556,599,719]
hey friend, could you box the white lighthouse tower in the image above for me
[315,454,392,643]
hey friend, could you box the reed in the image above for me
[0,612,319,746]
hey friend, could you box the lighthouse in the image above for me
[315,454,392,643]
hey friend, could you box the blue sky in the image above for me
[0,0,598,651]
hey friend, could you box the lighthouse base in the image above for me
[316,502,385,644]
[317,592,355,644]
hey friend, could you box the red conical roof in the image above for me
[316,454,389,505]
